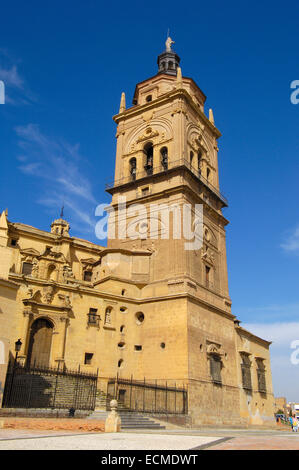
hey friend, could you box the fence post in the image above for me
[130,375,133,411]
[6,359,15,407]
[52,362,60,409]
[165,381,168,413]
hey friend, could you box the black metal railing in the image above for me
[106,376,188,415]
[105,157,228,206]
[2,360,98,410]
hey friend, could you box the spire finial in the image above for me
[60,204,64,219]
[119,92,126,113]
[176,66,183,88]
[165,36,174,52]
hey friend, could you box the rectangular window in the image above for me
[141,187,149,197]
[210,354,222,384]
[134,345,142,351]
[10,239,17,247]
[84,353,93,365]
[257,359,267,393]
[241,354,252,390]
[22,262,33,275]
[84,271,92,282]
[87,308,100,326]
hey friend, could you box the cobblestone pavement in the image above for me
[0,430,221,450]
[0,423,298,450]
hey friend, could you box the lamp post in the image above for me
[14,339,22,362]
[7,339,22,407]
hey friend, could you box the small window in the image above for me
[205,266,211,287]
[120,325,125,333]
[144,143,153,176]
[146,95,152,102]
[87,308,100,326]
[207,168,211,181]
[120,307,127,313]
[121,289,126,296]
[142,187,149,197]
[84,353,93,365]
[84,271,92,282]
[135,312,145,325]
[22,262,33,276]
[160,342,166,349]
[118,359,124,368]
[118,342,125,349]
[10,239,17,247]
[198,151,202,175]
[190,151,194,167]
[129,158,137,181]
[134,345,142,351]
[160,147,168,170]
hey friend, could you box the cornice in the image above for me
[235,325,272,347]
[113,88,221,139]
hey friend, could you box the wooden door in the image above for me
[27,319,53,367]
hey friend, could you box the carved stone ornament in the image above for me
[142,111,154,122]
[42,285,55,304]
[201,248,215,266]
[136,127,159,143]
[58,294,72,308]
[207,343,224,356]
[63,264,75,281]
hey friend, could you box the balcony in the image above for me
[105,157,228,207]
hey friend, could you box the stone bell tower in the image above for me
[107,37,230,305]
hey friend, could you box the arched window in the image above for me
[129,157,136,181]
[146,95,152,102]
[168,61,174,69]
[207,168,211,181]
[190,151,194,168]
[160,147,168,170]
[144,143,153,176]
[198,151,202,176]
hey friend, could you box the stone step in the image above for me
[87,410,166,429]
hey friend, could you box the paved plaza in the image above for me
[0,427,299,450]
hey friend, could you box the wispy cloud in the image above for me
[281,226,299,253]
[15,124,99,236]
[0,50,35,104]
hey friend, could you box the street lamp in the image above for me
[14,339,22,360]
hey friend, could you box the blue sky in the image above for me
[0,0,298,400]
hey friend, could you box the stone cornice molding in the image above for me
[113,88,221,139]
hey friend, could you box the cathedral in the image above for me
[0,39,275,427]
